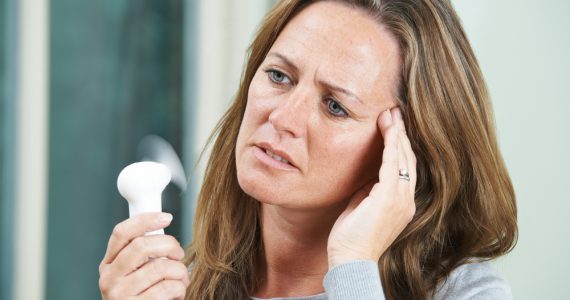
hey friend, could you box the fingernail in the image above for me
[158,213,173,224]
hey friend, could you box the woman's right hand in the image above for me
[98,212,190,300]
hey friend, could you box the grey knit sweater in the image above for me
[250,260,512,300]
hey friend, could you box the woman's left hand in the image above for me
[327,107,417,269]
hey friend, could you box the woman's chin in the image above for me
[238,176,292,207]
[238,178,344,211]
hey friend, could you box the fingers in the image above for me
[327,108,417,265]
[392,108,417,195]
[99,213,187,299]
[393,110,409,187]
[122,259,190,295]
[345,179,376,214]
[110,234,186,277]
[377,108,393,134]
[102,212,173,266]
[377,107,417,198]
[138,279,187,300]
[377,110,400,186]
[391,108,409,194]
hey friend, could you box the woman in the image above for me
[99,0,517,299]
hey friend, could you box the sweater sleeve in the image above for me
[322,260,511,300]
[432,261,513,300]
[323,260,385,300]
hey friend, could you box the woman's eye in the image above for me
[326,98,348,117]
[267,70,291,84]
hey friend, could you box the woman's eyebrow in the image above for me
[319,80,364,105]
[267,52,299,74]
[267,51,364,106]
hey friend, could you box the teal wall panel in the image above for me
[47,1,184,299]
[1,0,17,299]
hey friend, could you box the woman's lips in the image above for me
[265,148,290,164]
[253,146,299,171]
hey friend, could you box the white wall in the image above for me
[13,0,49,299]
[454,1,570,299]
[191,0,270,191]
[195,0,270,155]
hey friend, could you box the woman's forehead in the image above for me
[268,1,402,108]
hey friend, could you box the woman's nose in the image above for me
[268,87,313,138]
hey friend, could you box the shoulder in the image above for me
[432,260,512,300]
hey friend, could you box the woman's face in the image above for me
[235,1,402,209]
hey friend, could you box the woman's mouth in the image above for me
[253,146,298,171]
[264,149,290,164]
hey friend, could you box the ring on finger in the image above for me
[398,168,410,182]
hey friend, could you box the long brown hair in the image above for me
[184,1,517,299]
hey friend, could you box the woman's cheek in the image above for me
[316,129,381,182]
[247,90,283,121]
[248,70,280,100]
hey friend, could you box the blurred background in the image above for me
[0,0,568,299]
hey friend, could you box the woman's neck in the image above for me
[253,202,346,298]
